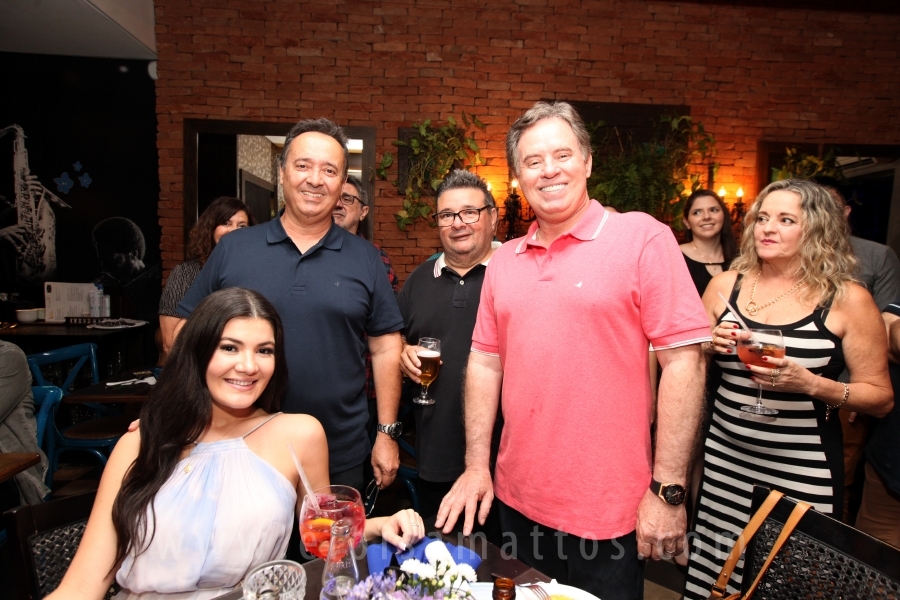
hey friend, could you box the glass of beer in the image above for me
[737,328,785,416]
[414,337,441,405]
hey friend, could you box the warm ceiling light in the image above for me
[736,187,744,198]
[718,186,727,198]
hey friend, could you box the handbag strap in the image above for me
[740,500,811,599]
[710,490,785,600]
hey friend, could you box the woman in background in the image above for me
[158,197,253,361]
[679,190,738,522]
[50,288,422,600]
[679,189,737,296]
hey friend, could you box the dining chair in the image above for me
[31,386,63,486]
[3,490,117,599]
[26,344,130,478]
[26,343,100,393]
[742,485,900,598]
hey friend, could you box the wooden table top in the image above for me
[0,452,41,484]
[64,378,155,404]
[0,322,146,338]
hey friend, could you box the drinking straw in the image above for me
[288,442,320,512]
[717,292,755,341]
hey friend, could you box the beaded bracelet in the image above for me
[825,382,850,422]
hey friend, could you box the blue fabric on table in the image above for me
[366,538,482,575]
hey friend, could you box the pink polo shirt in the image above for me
[471,201,711,539]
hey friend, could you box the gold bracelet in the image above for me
[825,382,849,422]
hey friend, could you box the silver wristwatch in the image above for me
[376,422,403,439]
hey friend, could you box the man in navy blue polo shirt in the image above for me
[176,118,404,492]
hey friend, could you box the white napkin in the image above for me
[106,375,156,387]
[425,540,470,592]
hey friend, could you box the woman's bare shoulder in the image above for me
[703,270,739,301]
[832,282,881,318]
[112,429,141,461]
[264,413,326,442]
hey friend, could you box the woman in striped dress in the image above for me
[683,179,894,599]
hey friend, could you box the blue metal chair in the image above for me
[26,345,129,477]
[395,429,421,513]
[31,386,63,486]
[26,343,100,392]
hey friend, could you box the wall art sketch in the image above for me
[0,124,70,283]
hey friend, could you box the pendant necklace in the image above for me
[691,241,721,265]
[183,418,247,474]
[745,272,804,317]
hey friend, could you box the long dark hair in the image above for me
[682,189,738,266]
[111,288,287,568]
[187,197,255,265]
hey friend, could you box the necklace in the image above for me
[745,272,804,317]
[691,241,722,265]
[183,418,248,474]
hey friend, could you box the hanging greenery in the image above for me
[771,147,845,182]
[587,114,716,230]
[377,113,485,230]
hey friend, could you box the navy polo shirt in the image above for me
[177,215,404,471]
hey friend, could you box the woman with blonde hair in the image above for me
[683,179,893,598]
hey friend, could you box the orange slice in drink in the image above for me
[307,517,334,530]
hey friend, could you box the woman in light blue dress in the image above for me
[49,288,425,599]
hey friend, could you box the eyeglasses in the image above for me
[433,206,492,227]
[339,193,363,207]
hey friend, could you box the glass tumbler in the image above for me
[243,560,307,600]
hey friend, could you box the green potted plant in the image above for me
[377,113,485,230]
[771,147,845,181]
[587,114,716,231]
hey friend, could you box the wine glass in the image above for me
[298,485,365,560]
[737,328,785,416]
[413,337,441,406]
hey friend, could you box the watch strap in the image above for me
[376,422,402,438]
[650,478,685,504]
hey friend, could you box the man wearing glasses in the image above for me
[333,174,400,294]
[398,170,501,532]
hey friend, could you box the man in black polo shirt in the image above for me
[398,170,500,526]
[177,118,403,492]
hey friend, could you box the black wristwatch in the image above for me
[650,478,686,506]
[376,422,403,439]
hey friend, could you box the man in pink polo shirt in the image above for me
[435,102,711,600]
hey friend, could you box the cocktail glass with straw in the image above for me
[716,293,783,416]
[737,329,785,416]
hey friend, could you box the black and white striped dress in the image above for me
[684,281,845,599]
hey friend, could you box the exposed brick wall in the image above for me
[154,0,900,283]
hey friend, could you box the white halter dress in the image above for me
[115,413,296,599]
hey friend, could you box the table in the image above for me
[214,535,550,600]
[0,321,152,371]
[64,378,155,404]
[0,452,40,484]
